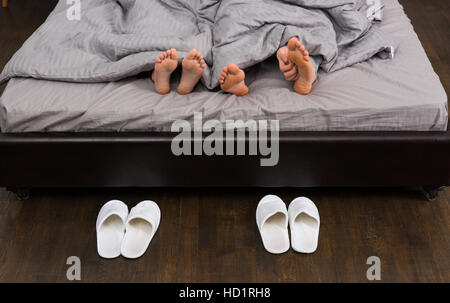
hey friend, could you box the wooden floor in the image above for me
[0,1,449,283]
[0,187,448,283]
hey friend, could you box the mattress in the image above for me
[0,0,447,133]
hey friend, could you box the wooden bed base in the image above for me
[0,130,449,200]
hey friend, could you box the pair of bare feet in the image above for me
[218,37,317,96]
[151,48,248,96]
[151,48,206,95]
[152,37,316,96]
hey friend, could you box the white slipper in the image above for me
[288,197,320,254]
[256,195,290,254]
[96,200,129,259]
[121,200,161,259]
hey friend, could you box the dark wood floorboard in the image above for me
[0,0,449,283]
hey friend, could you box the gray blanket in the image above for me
[0,0,394,89]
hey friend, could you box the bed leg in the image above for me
[421,186,446,201]
[2,0,7,8]
[7,187,31,201]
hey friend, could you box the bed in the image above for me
[0,0,448,200]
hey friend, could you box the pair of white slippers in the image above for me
[96,200,160,259]
[256,195,320,254]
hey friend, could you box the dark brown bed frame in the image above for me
[0,129,449,201]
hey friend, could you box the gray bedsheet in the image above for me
[0,0,447,132]
[0,0,394,88]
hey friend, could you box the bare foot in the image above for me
[151,49,178,95]
[177,49,206,95]
[288,37,317,95]
[277,46,300,81]
[219,64,248,96]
